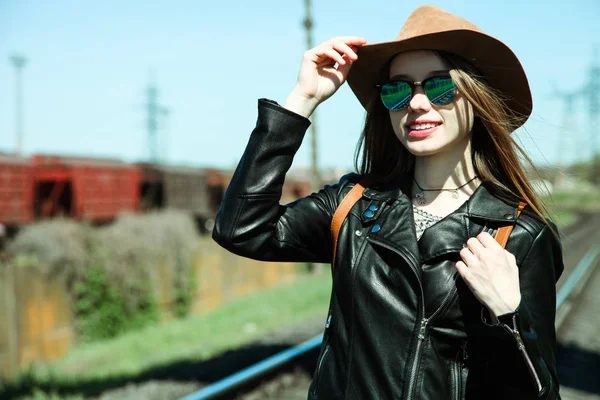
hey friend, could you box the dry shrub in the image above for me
[7,218,90,280]
[93,210,199,313]
[6,210,200,340]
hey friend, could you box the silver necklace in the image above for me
[414,176,478,205]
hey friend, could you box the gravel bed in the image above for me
[92,315,326,400]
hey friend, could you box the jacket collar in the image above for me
[418,181,521,261]
[364,180,522,263]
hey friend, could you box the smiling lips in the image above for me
[407,120,441,138]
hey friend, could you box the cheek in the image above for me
[389,111,408,138]
[455,99,475,134]
[440,101,474,137]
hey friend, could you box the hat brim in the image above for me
[346,29,532,127]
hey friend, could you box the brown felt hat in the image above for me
[347,4,532,127]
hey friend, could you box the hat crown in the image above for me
[396,4,483,41]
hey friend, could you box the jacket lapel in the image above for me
[361,180,522,266]
[417,181,521,262]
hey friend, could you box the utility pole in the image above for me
[587,47,600,161]
[588,47,600,184]
[555,92,577,168]
[304,0,321,192]
[549,90,578,189]
[146,73,169,163]
[10,54,27,155]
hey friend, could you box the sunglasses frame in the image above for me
[375,74,457,111]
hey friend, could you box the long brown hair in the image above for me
[354,51,554,228]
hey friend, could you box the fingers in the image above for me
[455,260,479,290]
[459,246,477,266]
[332,36,368,46]
[476,231,499,248]
[315,47,347,66]
[455,260,469,278]
[309,37,367,66]
[331,41,359,62]
[466,236,485,253]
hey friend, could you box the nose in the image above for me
[408,86,431,112]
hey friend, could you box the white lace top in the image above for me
[413,205,443,240]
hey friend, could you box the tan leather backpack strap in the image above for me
[331,183,365,269]
[494,201,527,248]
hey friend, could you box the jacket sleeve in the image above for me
[212,98,345,263]
[480,223,563,399]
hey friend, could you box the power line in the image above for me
[304,0,321,192]
[587,46,600,160]
[145,73,169,163]
[9,53,27,156]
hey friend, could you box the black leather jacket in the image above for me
[213,99,564,399]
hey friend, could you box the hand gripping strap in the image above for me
[330,183,365,269]
[330,186,527,268]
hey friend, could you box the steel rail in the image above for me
[556,244,600,310]
[181,245,600,400]
[180,334,323,400]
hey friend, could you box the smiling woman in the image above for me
[212,4,564,399]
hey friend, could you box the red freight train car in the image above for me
[32,155,140,221]
[0,154,34,227]
[138,163,226,232]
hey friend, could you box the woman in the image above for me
[213,5,563,399]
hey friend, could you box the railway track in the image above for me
[180,212,600,400]
[555,212,600,399]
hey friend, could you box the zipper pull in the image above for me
[461,342,469,362]
[325,314,332,329]
[510,327,526,350]
[418,318,428,340]
[500,314,525,350]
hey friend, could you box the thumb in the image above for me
[336,57,355,82]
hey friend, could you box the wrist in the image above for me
[488,295,521,319]
[283,89,319,118]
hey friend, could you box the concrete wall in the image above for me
[0,238,302,377]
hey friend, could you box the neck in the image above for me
[413,135,477,189]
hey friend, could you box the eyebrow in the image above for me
[389,70,449,81]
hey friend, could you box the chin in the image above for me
[402,138,448,157]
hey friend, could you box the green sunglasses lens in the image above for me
[380,81,412,111]
[424,76,456,106]
[378,75,457,110]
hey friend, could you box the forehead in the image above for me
[388,50,447,79]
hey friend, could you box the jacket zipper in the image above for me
[312,314,332,396]
[366,236,428,400]
[500,314,543,394]
[451,360,460,400]
[367,236,462,400]
[406,287,458,400]
[406,317,428,400]
[312,341,331,395]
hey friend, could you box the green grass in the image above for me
[543,188,600,214]
[5,272,332,395]
[549,209,577,230]
[541,188,600,230]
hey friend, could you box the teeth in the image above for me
[409,123,438,130]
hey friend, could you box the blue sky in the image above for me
[1,0,599,173]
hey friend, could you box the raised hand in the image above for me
[284,36,367,118]
[456,232,522,319]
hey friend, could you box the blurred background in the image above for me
[1,1,600,399]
